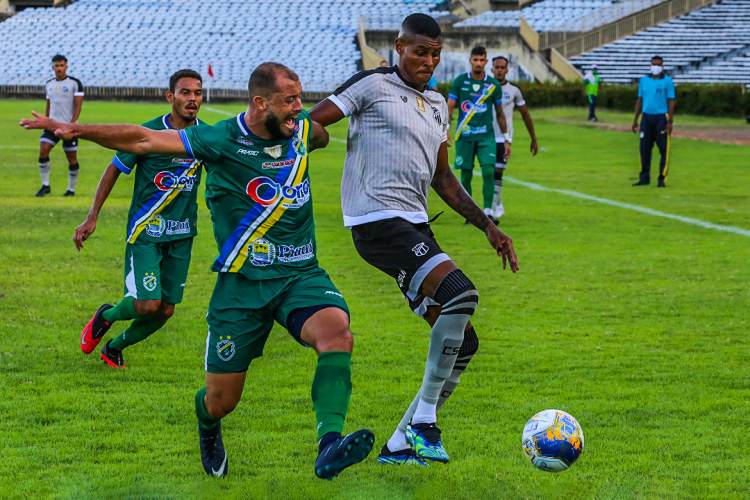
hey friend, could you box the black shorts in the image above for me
[351,217,451,317]
[495,141,507,169]
[40,130,78,152]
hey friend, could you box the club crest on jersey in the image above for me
[455,156,463,166]
[412,243,429,257]
[145,214,165,237]
[246,176,310,209]
[292,137,307,157]
[142,273,157,291]
[154,170,196,191]
[416,96,426,113]
[217,336,235,361]
[401,96,408,103]
[264,145,282,159]
[236,136,254,146]
[249,238,276,267]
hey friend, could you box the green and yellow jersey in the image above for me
[448,73,503,142]
[113,114,202,244]
[179,110,316,280]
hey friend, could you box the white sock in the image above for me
[39,158,51,186]
[67,163,79,192]
[411,399,437,425]
[483,207,493,217]
[387,429,409,452]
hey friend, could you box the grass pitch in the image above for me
[1,100,749,499]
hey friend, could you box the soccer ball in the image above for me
[522,409,584,472]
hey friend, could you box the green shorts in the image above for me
[124,238,193,304]
[204,267,349,374]
[454,136,496,170]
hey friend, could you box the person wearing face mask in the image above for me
[583,64,600,122]
[632,56,675,188]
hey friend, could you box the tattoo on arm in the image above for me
[431,167,490,231]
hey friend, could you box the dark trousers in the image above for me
[587,94,597,120]
[639,113,670,183]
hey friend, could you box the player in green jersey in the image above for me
[21,63,374,480]
[73,69,204,369]
[447,46,511,224]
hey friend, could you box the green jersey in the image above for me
[180,110,316,280]
[113,114,203,244]
[448,73,503,142]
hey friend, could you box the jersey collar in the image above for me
[237,112,250,135]
[163,114,199,129]
[468,72,487,81]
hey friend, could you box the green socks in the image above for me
[311,351,352,439]
[109,316,167,350]
[195,387,219,430]
[102,296,138,323]
[480,165,495,210]
[460,169,473,197]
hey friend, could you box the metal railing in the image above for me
[539,0,718,58]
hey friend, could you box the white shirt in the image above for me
[492,81,525,143]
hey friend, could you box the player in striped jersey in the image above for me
[72,69,204,369]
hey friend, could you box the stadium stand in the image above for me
[0,0,449,92]
[569,0,750,84]
[454,0,618,32]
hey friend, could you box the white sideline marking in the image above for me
[329,137,346,143]
[473,171,750,238]
[203,106,235,116]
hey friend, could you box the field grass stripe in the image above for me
[492,173,750,238]
[203,106,235,116]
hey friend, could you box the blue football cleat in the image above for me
[314,429,375,480]
[407,423,449,463]
[376,443,429,466]
[199,421,228,477]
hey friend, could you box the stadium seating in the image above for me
[0,0,448,92]
[569,0,750,84]
[454,0,616,32]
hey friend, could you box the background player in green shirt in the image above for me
[73,69,204,369]
[447,46,511,224]
[22,63,374,480]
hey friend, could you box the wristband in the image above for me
[503,133,510,142]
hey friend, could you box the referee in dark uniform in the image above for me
[632,56,675,188]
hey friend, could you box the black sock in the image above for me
[318,431,342,454]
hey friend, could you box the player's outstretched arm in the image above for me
[309,120,330,152]
[308,100,345,127]
[518,104,538,156]
[74,163,121,251]
[20,111,186,157]
[431,143,519,272]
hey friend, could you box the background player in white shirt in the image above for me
[490,56,538,218]
[37,54,84,197]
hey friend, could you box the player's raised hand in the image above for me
[486,226,519,272]
[530,140,538,156]
[74,217,97,252]
[20,111,75,139]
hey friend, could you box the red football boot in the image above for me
[80,304,114,354]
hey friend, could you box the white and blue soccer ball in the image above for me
[522,409,584,472]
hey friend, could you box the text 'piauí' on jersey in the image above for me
[449,73,503,141]
[113,114,203,245]
[179,110,316,280]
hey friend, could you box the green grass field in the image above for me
[1,100,749,499]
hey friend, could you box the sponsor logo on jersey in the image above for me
[431,106,442,125]
[171,158,194,164]
[166,218,191,235]
[412,242,429,256]
[325,290,344,298]
[277,240,314,263]
[246,176,310,209]
[264,145,282,159]
[62,86,69,93]
[461,100,487,114]
[145,214,165,237]
[236,137,254,146]
[154,171,197,191]
[397,269,407,289]
[463,80,470,84]
[248,238,276,266]
[416,96,426,113]
[460,125,488,136]
[143,273,158,291]
[262,158,295,169]
[217,336,235,361]
[503,92,511,101]
[400,95,408,103]
[237,148,259,156]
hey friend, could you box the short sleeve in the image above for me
[638,79,644,98]
[515,88,526,107]
[493,83,503,106]
[448,77,461,101]
[112,151,138,175]
[180,123,223,162]
[330,70,381,117]
[667,79,676,99]
[71,77,84,96]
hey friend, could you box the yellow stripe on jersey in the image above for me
[126,160,200,244]
[454,83,496,142]
[227,119,310,273]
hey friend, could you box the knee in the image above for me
[318,326,353,353]
[136,299,161,316]
[434,269,478,316]
[153,302,175,322]
[459,326,479,357]
[206,394,238,419]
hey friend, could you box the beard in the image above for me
[264,111,294,141]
